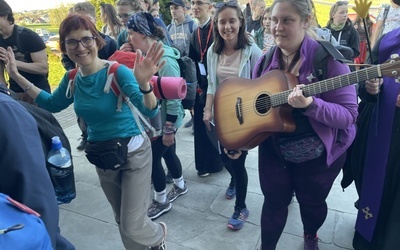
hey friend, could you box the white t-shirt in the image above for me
[378,5,400,35]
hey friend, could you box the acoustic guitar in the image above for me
[213,57,400,150]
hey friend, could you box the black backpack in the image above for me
[0,86,76,203]
[255,40,352,80]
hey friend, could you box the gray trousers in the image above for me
[96,136,164,249]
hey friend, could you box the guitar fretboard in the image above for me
[271,65,381,107]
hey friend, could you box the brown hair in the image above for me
[59,14,106,54]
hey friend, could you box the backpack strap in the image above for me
[313,40,350,81]
[15,26,25,54]
[189,20,194,33]
[103,61,149,138]
[66,68,79,99]
[255,46,276,78]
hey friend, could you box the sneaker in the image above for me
[167,184,188,202]
[225,186,236,200]
[165,171,173,184]
[148,200,172,220]
[197,171,210,177]
[184,118,193,128]
[304,235,319,250]
[76,138,87,151]
[149,222,167,250]
[227,207,249,230]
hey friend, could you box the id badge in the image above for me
[198,62,206,76]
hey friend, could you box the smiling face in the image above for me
[65,29,98,67]
[332,4,348,25]
[192,0,212,21]
[270,2,308,53]
[216,7,242,45]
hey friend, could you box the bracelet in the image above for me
[163,123,177,134]
[139,83,153,95]
[24,83,34,92]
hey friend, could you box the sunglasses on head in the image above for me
[191,0,211,6]
[118,12,135,19]
[214,1,239,9]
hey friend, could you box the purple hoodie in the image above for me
[253,36,358,165]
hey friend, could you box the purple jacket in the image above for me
[253,36,358,165]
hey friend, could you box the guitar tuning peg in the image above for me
[391,54,399,59]
[392,71,398,76]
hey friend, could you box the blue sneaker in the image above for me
[228,207,249,230]
[225,186,236,200]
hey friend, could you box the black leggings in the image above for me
[221,150,248,209]
[151,135,183,192]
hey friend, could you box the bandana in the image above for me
[127,12,158,37]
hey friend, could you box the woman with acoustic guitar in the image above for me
[251,0,358,249]
[202,1,262,230]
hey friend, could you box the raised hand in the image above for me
[0,47,18,79]
[353,0,372,18]
[133,41,166,88]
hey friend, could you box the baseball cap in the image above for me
[167,0,186,7]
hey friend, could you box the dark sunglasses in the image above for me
[214,1,239,9]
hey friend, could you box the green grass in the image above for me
[23,23,59,34]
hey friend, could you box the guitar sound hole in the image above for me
[255,93,270,115]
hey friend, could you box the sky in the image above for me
[9,0,85,12]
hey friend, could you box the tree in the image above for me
[48,3,73,28]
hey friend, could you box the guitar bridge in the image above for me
[236,97,243,124]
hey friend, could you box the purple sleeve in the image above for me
[303,57,358,129]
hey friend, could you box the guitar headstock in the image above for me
[381,54,400,82]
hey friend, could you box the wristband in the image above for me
[139,83,153,94]
[24,83,34,92]
[163,123,177,134]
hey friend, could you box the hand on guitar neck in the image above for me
[288,84,313,109]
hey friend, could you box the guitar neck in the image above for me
[272,65,381,107]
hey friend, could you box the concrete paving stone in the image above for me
[53,108,359,250]
[59,209,124,250]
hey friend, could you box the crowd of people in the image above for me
[0,0,399,249]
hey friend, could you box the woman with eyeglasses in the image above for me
[251,0,358,249]
[100,3,124,41]
[326,1,360,63]
[127,12,187,221]
[203,0,262,231]
[0,14,168,250]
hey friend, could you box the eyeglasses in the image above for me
[214,1,239,9]
[64,37,96,50]
[118,12,135,19]
[191,1,211,6]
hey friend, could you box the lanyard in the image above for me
[198,22,213,63]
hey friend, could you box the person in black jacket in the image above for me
[62,2,117,151]
[0,85,75,250]
[326,1,360,62]
[188,0,224,177]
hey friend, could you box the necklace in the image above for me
[281,50,298,72]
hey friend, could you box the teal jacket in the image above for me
[158,44,184,130]
[35,63,158,141]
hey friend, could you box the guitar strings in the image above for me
[230,61,400,115]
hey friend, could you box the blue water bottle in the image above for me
[47,136,76,204]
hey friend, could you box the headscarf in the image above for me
[127,11,158,38]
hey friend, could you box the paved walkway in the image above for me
[55,107,358,250]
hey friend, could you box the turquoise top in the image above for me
[36,64,158,141]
